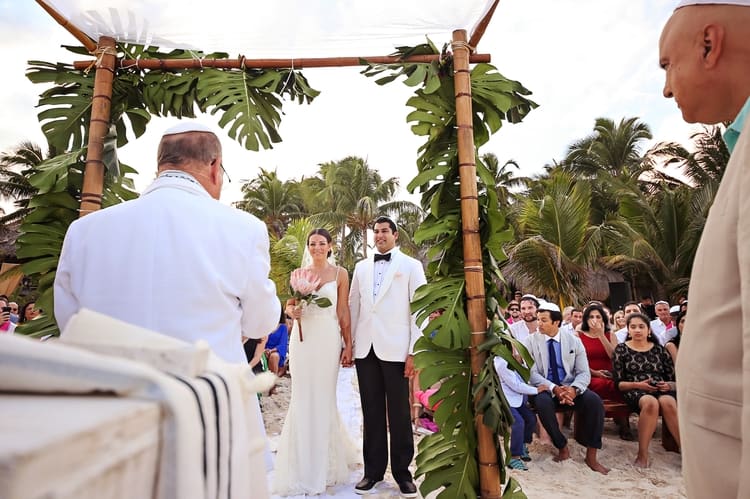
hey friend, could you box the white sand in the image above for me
[261,369,686,498]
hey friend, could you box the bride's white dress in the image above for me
[273,280,356,495]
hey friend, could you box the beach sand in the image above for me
[261,369,686,498]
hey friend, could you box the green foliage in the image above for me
[27,45,320,154]
[365,42,536,498]
[16,43,320,337]
[13,149,138,338]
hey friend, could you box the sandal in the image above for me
[520,444,532,462]
[507,458,528,471]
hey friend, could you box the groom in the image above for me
[349,216,427,497]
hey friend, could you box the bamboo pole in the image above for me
[79,36,117,217]
[35,0,97,53]
[452,29,502,499]
[469,0,501,49]
[73,53,491,71]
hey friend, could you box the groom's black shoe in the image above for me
[354,477,381,494]
[397,480,418,498]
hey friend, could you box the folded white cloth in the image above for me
[0,308,272,499]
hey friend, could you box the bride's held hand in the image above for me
[286,304,302,320]
[340,344,353,367]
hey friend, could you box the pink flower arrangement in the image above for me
[289,268,332,341]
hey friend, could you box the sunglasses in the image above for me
[509,308,520,312]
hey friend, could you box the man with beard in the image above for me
[509,294,539,343]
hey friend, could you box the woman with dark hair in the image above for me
[613,313,679,467]
[665,310,685,367]
[579,303,632,440]
[19,301,40,323]
[274,228,355,495]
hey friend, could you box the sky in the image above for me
[0,1,701,215]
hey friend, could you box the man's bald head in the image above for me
[659,3,750,123]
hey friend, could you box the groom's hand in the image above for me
[404,355,415,378]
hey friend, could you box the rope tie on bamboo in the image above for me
[451,40,474,53]
[83,46,118,75]
[188,51,205,70]
[471,330,486,336]
[120,58,140,71]
[282,57,296,89]
[239,55,247,71]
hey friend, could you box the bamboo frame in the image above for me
[73,53,491,71]
[469,0,501,49]
[35,0,97,53]
[79,36,117,217]
[452,29,501,499]
[40,6,509,496]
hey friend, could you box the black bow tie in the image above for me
[374,253,391,262]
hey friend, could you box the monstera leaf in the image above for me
[196,68,319,151]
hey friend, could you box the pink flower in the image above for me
[289,268,332,342]
[290,268,320,297]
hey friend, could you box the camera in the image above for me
[648,379,659,387]
[1,306,11,313]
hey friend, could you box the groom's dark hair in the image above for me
[373,216,397,233]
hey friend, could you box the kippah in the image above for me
[655,300,670,307]
[676,0,750,8]
[162,122,215,137]
[538,301,561,313]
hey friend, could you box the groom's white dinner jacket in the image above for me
[349,248,427,362]
[54,172,280,364]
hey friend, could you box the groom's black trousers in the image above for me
[355,347,414,483]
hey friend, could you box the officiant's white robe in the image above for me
[54,172,280,364]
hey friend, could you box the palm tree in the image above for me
[479,152,529,209]
[234,168,302,238]
[503,170,602,305]
[0,141,44,225]
[562,117,654,224]
[311,156,417,263]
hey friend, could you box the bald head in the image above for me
[157,130,224,199]
[659,4,750,123]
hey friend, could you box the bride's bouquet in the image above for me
[289,268,333,341]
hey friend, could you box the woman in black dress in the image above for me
[613,313,680,467]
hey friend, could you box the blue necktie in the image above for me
[547,339,562,385]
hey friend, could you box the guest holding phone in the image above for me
[613,313,679,467]
[0,298,16,334]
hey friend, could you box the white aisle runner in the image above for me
[267,367,421,498]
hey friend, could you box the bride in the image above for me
[273,228,356,495]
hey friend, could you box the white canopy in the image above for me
[45,0,496,57]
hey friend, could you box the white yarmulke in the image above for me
[676,0,750,9]
[538,301,561,313]
[162,122,215,137]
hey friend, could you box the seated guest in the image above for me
[494,353,546,471]
[613,313,680,468]
[665,311,685,368]
[579,303,633,440]
[524,302,609,474]
[244,335,268,375]
[265,311,289,375]
[612,309,626,331]
[614,302,643,343]
[506,301,521,324]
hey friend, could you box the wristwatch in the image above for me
[573,387,582,396]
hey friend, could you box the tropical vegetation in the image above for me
[0,36,729,499]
